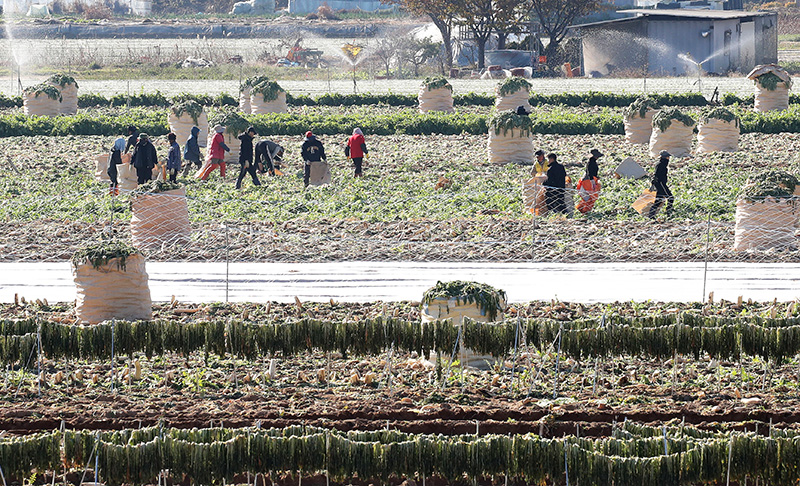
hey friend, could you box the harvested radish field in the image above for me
[5,82,800,485]
[2,132,800,263]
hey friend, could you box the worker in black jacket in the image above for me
[130,133,157,184]
[545,153,568,214]
[301,131,326,187]
[255,139,285,175]
[235,127,260,189]
[584,148,602,181]
[649,150,674,218]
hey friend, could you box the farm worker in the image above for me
[198,125,230,180]
[124,125,138,154]
[301,130,326,188]
[255,139,285,175]
[182,126,202,176]
[236,126,261,189]
[585,148,602,180]
[131,133,157,185]
[107,135,125,196]
[576,149,603,214]
[166,132,181,183]
[533,150,548,174]
[544,153,568,214]
[648,150,674,219]
[344,127,368,178]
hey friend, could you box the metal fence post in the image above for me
[225,223,230,303]
[702,212,711,302]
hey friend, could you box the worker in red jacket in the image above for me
[344,127,369,177]
[198,125,230,180]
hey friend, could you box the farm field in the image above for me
[4,298,800,485]
[4,69,800,485]
[1,128,799,263]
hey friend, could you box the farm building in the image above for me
[287,0,389,13]
[571,9,777,76]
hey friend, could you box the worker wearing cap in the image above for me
[576,149,603,214]
[301,131,326,187]
[198,125,230,180]
[649,150,674,219]
[533,150,548,174]
[585,148,602,181]
[236,126,260,189]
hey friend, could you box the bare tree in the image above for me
[373,37,402,78]
[530,0,600,66]
[454,0,521,69]
[382,0,457,71]
[399,36,441,77]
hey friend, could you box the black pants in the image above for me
[236,161,261,189]
[182,158,201,176]
[649,184,674,218]
[107,163,119,188]
[168,168,178,183]
[136,168,152,185]
[303,162,311,187]
[352,157,363,176]
[545,187,567,214]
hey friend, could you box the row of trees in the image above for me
[385,0,600,70]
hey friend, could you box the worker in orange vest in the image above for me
[576,148,602,214]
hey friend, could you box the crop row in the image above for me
[5,105,800,136]
[4,313,800,366]
[2,423,799,486]
[0,91,713,110]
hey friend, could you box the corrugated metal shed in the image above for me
[572,9,777,76]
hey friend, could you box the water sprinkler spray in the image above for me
[341,42,364,94]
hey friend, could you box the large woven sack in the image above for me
[52,82,78,115]
[418,87,454,113]
[250,91,288,114]
[522,175,547,215]
[494,87,530,112]
[23,92,60,117]
[308,161,331,186]
[632,189,657,216]
[734,198,800,251]
[131,187,191,249]
[697,118,739,154]
[754,84,789,112]
[239,87,251,114]
[624,109,656,144]
[95,154,110,182]
[169,111,209,149]
[118,159,138,191]
[487,128,534,165]
[649,123,693,158]
[74,254,152,324]
[615,158,648,179]
[421,297,505,369]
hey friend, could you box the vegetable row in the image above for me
[4,313,800,365]
[0,91,713,110]
[3,424,800,486]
